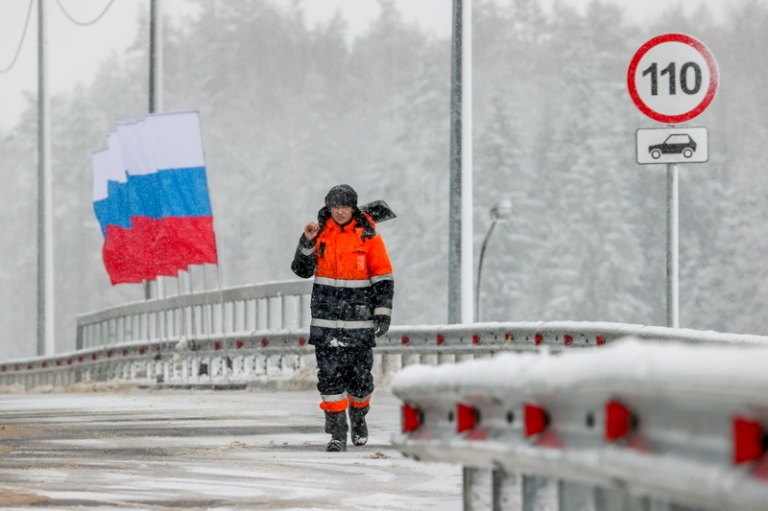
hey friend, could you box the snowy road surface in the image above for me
[0,388,461,510]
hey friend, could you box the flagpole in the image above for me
[146,0,163,300]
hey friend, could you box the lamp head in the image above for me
[490,200,513,222]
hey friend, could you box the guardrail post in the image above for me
[464,466,493,511]
[282,354,298,376]
[382,353,402,374]
[266,354,281,376]
[372,352,383,380]
[402,352,420,367]
[423,353,438,366]
[560,481,597,511]
[522,476,560,511]
[438,353,456,365]
[492,469,522,511]
[594,490,670,511]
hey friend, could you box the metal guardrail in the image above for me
[391,338,768,511]
[3,317,768,390]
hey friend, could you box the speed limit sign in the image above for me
[627,33,719,124]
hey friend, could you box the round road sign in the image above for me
[627,33,719,124]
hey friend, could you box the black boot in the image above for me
[348,405,369,446]
[324,411,348,452]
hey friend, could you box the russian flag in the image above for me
[91,111,218,285]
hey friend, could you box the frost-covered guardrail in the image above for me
[391,339,768,511]
[3,318,768,391]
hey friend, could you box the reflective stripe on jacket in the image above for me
[291,213,394,348]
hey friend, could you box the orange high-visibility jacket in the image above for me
[291,212,394,348]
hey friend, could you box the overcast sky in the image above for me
[0,0,735,131]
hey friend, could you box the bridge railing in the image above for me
[391,338,768,511]
[76,280,313,350]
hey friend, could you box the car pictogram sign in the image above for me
[636,127,708,164]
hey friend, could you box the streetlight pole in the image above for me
[37,0,54,356]
[448,0,473,324]
[475,201,512,322]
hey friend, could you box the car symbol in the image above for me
[649,134,697,159]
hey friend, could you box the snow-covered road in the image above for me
[0,388,461,510]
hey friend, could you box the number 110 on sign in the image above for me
[642,62,702,96]
[627,33,719,124]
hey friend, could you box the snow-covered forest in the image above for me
[1,0,767,359]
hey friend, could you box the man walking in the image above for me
[291,184,394,452]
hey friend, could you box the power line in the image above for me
[55,0,116,26]
[0,0,35,74]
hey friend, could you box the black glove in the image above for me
[374,315,391,337]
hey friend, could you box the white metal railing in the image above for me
[76,280,313,349]
[391,338,768,511]
[3,318,768,391]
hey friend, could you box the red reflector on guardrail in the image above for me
[402,404,422,433]
[401,335,409,345]
[525,404,550,436]
[605,400,636,441]
[564,335,572,346]
[535,334,543,345]
[596,336,606,346]
[457,404,479,433]
[472,334,480,345]
[733,416,767,464]
[436,335,444,345]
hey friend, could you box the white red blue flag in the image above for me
[91,111,218,285]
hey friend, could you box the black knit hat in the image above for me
[324,184,358,208]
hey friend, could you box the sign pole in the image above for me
[666,162,679,328]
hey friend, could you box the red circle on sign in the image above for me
[627,33,718,124]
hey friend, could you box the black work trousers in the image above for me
[314,345,374,398]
